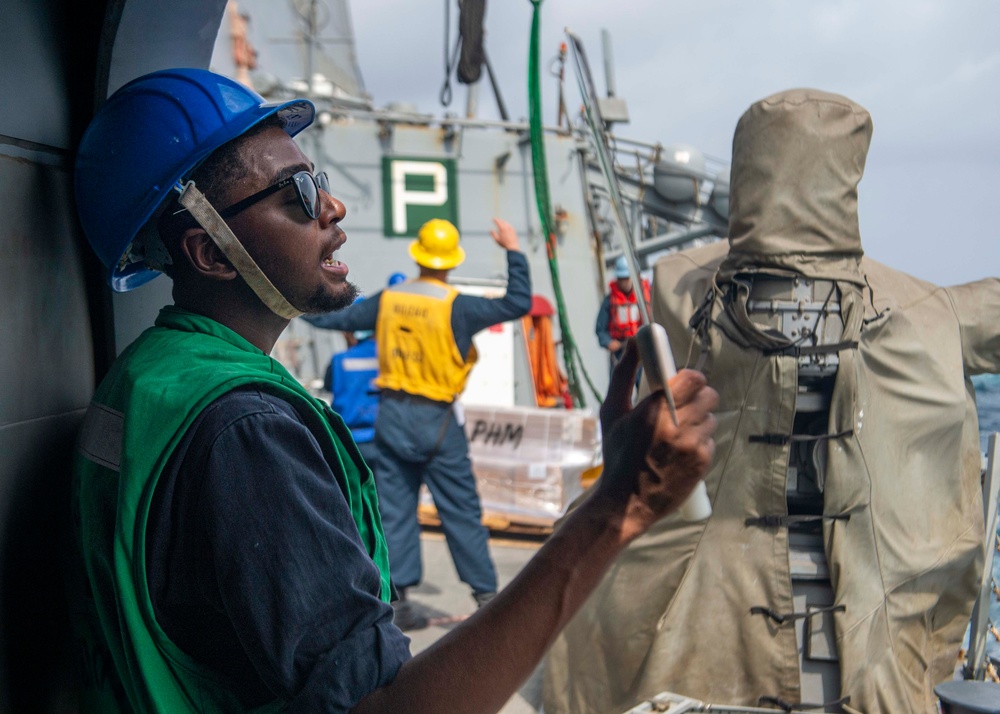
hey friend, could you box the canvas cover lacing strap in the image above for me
[763,341,858,358]
[748,429,853,447]
[752,602,851,713]
[750,603,846,626]
[745,513,851,529]
[687,275,864,357]
[758,694,851,712]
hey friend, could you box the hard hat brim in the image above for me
[408,240,465,270]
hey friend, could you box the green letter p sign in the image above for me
[382,156,459,237]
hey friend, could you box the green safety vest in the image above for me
[71,306,391,712]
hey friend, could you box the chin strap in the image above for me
[176,180,304,320]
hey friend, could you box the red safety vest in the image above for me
[607,279,651,340]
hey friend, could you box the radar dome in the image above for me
[653,143,706,203]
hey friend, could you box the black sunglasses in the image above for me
[218,170,331,220]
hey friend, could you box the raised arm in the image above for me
[351,339,718,714]
[450,219,532,351]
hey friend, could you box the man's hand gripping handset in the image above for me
[592,337,718,544]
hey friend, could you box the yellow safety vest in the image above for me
[375,279,478,403]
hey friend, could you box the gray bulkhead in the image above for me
[0,0,228,709]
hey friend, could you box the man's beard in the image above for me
[304,281,359,314]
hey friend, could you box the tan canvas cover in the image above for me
[543,89,1000,713]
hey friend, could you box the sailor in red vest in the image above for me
[595,255,652,366]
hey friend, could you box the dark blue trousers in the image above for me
[373,394,497,595]
[355,439,380,478]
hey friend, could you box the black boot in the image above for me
[472,590,497,608]
[391,587,429,631]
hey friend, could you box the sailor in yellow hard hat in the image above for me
[304,216,532,629]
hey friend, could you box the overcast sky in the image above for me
[235,0,999,286]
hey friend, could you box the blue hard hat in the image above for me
[614,255,630,278]
[75,68,315,291]
[387,271,407,286]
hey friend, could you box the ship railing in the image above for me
[965,432,1000,681]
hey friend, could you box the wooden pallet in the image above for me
[417,503,554,538]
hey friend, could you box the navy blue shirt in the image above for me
[303,250,532,358]
[146,388,411,712]
[594,293,614,349]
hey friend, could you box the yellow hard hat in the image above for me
[409,219,465,270]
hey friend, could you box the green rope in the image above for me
[528,0,602,408]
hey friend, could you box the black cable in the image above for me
[482,47,509,121]
[440,0,457,106]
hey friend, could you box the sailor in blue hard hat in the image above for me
[614,254,630,279]
[71,68,393,711]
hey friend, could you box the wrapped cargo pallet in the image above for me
[420,405,602,528]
